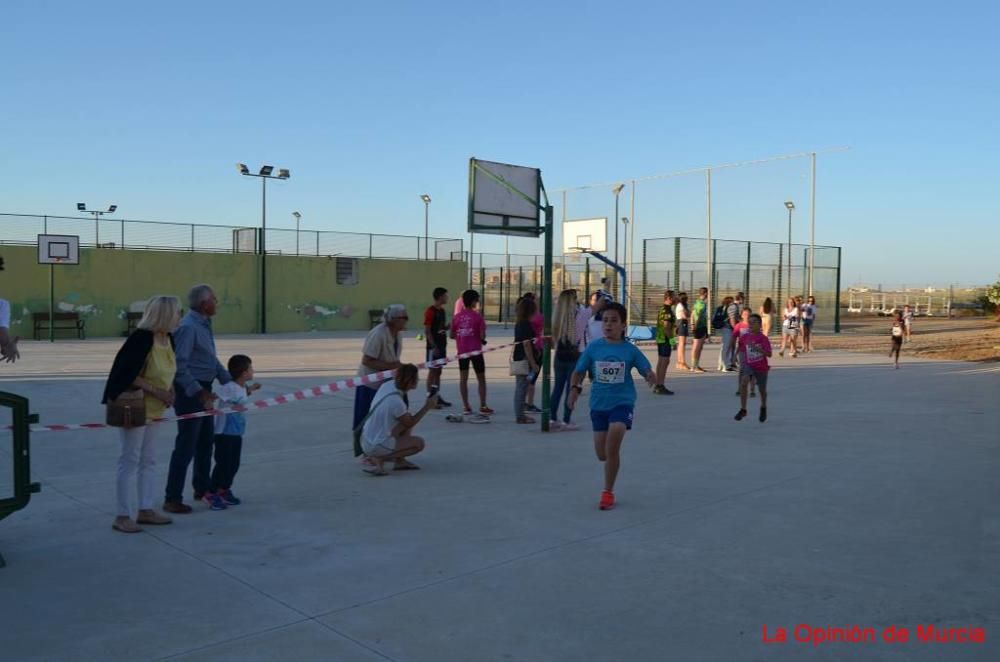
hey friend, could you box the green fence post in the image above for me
[835,247,842,333]
[584,258,591,301]
[498,267,504,323]
[777,244,784,305]
[641,240,647,325]
[744,241,751,303]
[673,238,681,291]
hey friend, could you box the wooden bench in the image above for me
[124,311,143,336]
[32,312,86,340]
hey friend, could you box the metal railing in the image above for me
[0,213,463,261]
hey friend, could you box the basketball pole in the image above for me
[49,264,54,343]
[541,203,554,434]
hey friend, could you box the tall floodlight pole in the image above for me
[77,203,117,247]
[612,183,625,295]
[238,163,290,334]
[292,211,302,256]
[621,217,630,307]
[785,201,795,297]
[809,152,816,296]
[705,168,712,321]
[421,194,432,260]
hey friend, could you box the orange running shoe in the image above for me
[599,490,615,510]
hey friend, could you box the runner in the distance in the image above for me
[902,304,914,343]
[568,302,656,511]
[423,287,451,407]
[890,310,905,368]
[734,313,771,423]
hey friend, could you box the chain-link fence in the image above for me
[0,213,462,261]
[641,237,842,333]
[464,238,841,331]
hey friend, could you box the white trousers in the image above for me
[116,423,160,518]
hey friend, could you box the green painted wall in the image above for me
[1,245,467,337]
[266,254,467,331]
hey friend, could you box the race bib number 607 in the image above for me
[595,361,626,384]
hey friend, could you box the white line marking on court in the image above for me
[939,366,1000,375]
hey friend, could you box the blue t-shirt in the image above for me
[574,338,652,411]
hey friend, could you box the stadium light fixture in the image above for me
[237,162,291,333]
[77,203,86,211]
[785,200,795,210]
[421,194,432,260]
[108,205,117,213]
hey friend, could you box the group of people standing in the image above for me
[102,285,259,533]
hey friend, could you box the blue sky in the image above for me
[3,0,997,287]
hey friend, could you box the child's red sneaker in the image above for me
[599,490,615,510]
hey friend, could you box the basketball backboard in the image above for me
[468,158,541,237]
[562,218,607,254]
[37,234,80,265]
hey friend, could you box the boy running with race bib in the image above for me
[568,303,656,511]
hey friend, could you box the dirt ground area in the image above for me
[814,315,1000,362]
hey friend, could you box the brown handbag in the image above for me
[106,388,146,428]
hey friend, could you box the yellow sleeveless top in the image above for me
[142,342,176,420]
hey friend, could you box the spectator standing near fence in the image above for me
[0,256,20,363]
[759,297,775,337]
[801,295,817,352]
[653,290,676,395]
[103,295,180,532]
[163,285,231,513]
[712,296,732,371]
[778,297,800,358]
[689,287,710,373]
[423,287,452,408]
[722,293,742,371]
[550,289,581,429]
[674,292,690,370]
[353,305,407,450]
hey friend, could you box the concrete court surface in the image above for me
[0,331,998,662]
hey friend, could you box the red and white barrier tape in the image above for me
[27,338,538,433]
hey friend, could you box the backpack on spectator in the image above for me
[711,305,728,330]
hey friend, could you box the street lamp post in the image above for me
[292,211,301,256]
[612,183,625,295]
[621,216,629,308]
[77,203,117,247]
[420,194,431,260]
[238,163,290,334]
[785,201,795,299]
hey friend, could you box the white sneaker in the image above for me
[549,420,564,431]
[562,422,580,431]
[467,414,491,424]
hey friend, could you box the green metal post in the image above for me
[745,241,752,304]
[48,264,54,342]
[584,258,590,301]
[834,247,842,333]
[541,205,553,433]
[673,238,681,291]
[0,391,42,567]
[640,240,647,325]
[498,267,504,323]
[777,244,784,305]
